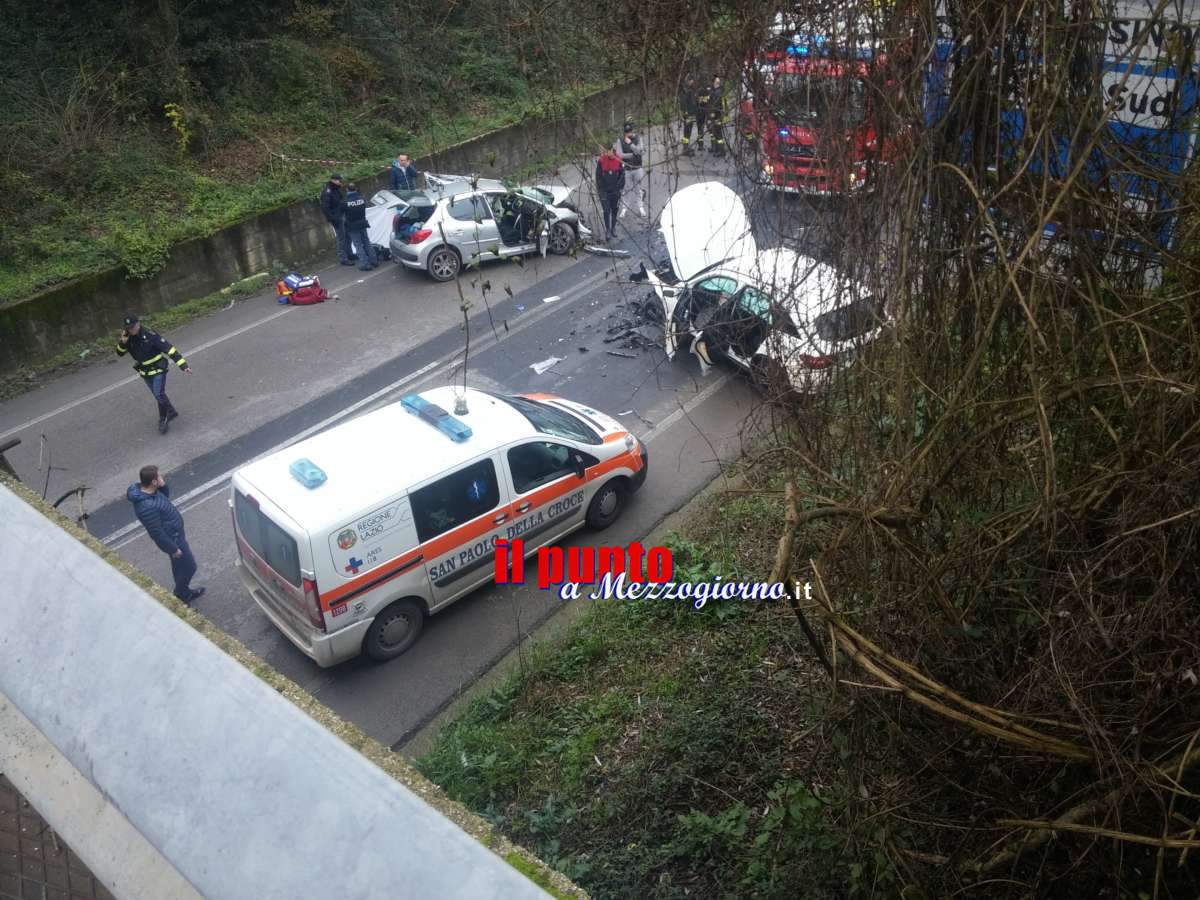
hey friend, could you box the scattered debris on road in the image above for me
[584,245,631,257]
[606,350,637,359]
[530,357,561,375]
[598,295,664,355]
[542,295,561,304]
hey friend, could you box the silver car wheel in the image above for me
[548,222,573,255]
[429,248,459,281]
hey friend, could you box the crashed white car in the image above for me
[632,181,886,394]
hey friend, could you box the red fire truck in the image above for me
[739,35,893,195]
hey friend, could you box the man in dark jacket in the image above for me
[320,173,354,265]
[343,183,376,271]
[595,147,625,240]
[390,153,419,191]
[128,465,204,604]
[116,314,193,434]
[678,74,699,156]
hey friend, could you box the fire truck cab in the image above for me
[741,34,890,195]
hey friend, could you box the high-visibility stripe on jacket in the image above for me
[116,328,189,376]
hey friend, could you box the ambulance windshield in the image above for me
[498,395,602,445]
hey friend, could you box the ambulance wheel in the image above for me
[427,247,461,282]
[586,479,625,530]
[548,222,574,255]
[364,599,425,661]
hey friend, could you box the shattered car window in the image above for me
[520,186,554,205]
[737,287,775,324]
[697,277,739,294]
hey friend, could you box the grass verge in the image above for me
[416,464,886,900]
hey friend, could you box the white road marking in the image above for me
[103,263,621,549]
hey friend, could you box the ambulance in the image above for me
[229,387,648,667]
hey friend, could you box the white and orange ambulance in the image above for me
[229,386,648,667]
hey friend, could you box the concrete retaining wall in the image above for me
[0,79,659,374]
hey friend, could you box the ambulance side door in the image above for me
[500,441,595,554]
[411,454,513,610]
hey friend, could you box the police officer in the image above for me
[707,76,729,157]
[320,173,354,266]
[343,182,376,271]
[678,73,699,157]
[116,314,193,434]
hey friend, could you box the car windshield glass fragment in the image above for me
[497,395,602,444]
[772,74,866,125]
[520,186,554,204]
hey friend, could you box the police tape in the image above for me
[268,150,360,167]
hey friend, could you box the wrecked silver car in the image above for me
[633,181,886,394]
[374,173,592,282]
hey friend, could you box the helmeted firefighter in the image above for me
[706,75,729,157]
[678,73,700,157]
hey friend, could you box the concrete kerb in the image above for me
[0,472,587,900]
[399,462,746,760]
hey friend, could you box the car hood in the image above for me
[658,181,757,282]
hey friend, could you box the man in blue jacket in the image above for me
[128,465,204,604]
[390,153,419,191]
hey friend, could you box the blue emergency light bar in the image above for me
[290,458,327,489]
[786,32,873,60]
[401,394,473,443]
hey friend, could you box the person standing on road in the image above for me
[343,182,376,271]
[595,146,625,240]
[320,173,354,266]
[694,79,712,154]
[614,120,647,219]
[116,314,192,435]
[707,76,729,157]
[390,153,419,191]
[127,465,205,605]
[678,73,700,157]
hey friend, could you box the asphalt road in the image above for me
[0,136,783,751]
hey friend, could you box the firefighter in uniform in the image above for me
[116,314,193,434]
[707,76,728,157]
[694,79,712,153]
[678,73,700,157]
